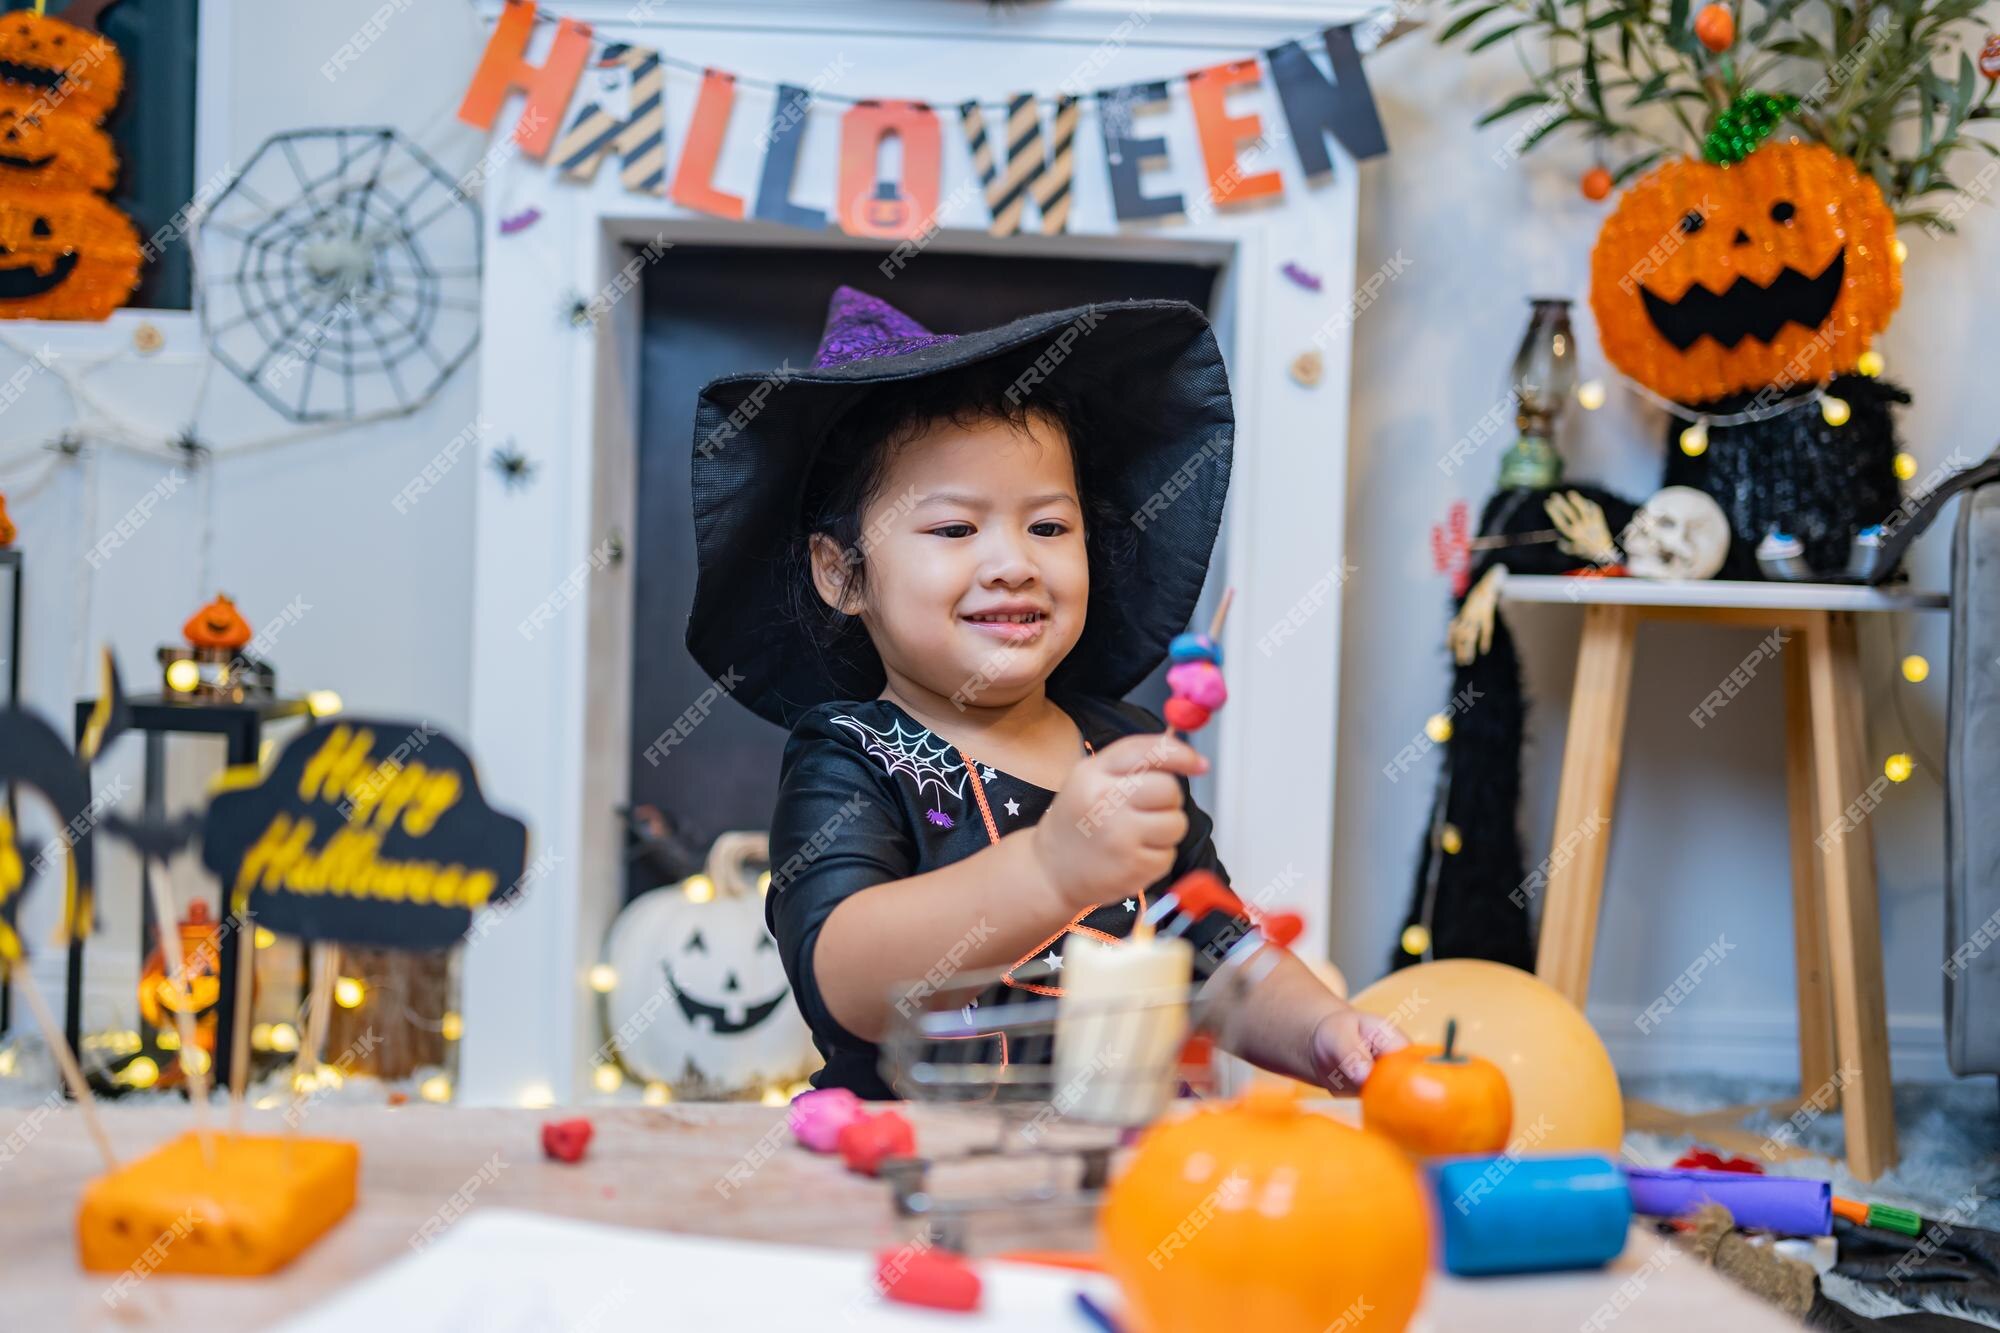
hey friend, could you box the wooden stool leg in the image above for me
[1535,603,1638,1008]
[1804,612,1897,1179]
[1784,629,1837,1103]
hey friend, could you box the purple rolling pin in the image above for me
[1624,1167,1832,1235]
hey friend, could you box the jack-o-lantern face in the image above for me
[603,838,819,1095]
[0,192,139,320]
[0,92,114,192]
[0,11,123,124]
[184,594,253,652]
[1589,140,1901,405]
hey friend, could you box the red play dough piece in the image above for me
[877,1247,983,1312]
[1166,869,1244,923]
[1163,697,1211,732]
[1260,911,1305,949]
[839,1110,915,1176]
[541,1117,594,1164]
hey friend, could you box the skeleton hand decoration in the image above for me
[1543,491,1620,567]
[1448,565,1507,666]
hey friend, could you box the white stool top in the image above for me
[1500,574,1949,613]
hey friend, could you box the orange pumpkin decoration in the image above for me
[0,91,116,192]
[1100,1085,1431,1333]
[0,490,14,547]
[0,191,139,319]
[1361,1017,1513,1157]
[0,8,124,124]
[184,593,253,652]
[1589,138,1901,405]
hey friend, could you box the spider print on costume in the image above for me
[926,808,954,829]
[830,713,968,804]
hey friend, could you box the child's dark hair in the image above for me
[786,346,1138,679]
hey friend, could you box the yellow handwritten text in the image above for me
[0,811,19,962]
[296,725,462,835]
[234,813,499,912]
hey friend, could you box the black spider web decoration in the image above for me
[196,128,481,424]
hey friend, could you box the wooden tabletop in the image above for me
[1502,574,1947,612]
[1,1102,1803,1331]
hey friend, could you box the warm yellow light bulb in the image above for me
[155,1028,180,1051]
[164,659,200,693]
[419,1074,452,1104]
[1902,655,1930,684]
[441,1011,463,1042]
[306,689,343,717]
[1575,379,1607,411]
[1892,238,1908,264]
[268,1022,300,1053]
[1424,713,1453,744]
[250,1022,274,1052]
[683,874,715,904]
[1821,395,1851,427]
[1856,350,1885,378]
[1679,422,1709,457]
[1441,825,1464,855]
[757,871,772,894]
[592,1064,624,1094]
[1884,753,1914,783]
[333,976,366,1009]
[183,1047,210,1076]
[123,1056,160,1089]
[1894,452,1918,482]
[519,1081,555,1109]
[253,925,276,949]
[760,1086,789,1107]
[587,963,618,994]
[642,1081,672,1107]
[1400,924,1431,957]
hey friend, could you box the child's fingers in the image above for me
[1127,808,1189,850]
[1092,733,1209,779]
[1119,770,1186,813]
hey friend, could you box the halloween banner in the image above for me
[457,0,1389,241]
[201,719,529,952]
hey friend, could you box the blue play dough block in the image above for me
[1428,1153,1631,1276]
[1168,632,1221,665]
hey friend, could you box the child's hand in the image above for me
[1030,733,1209,912]
[1308,1003,1408,1095]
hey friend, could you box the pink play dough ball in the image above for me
[789,1087,865,1153]
[1166,661,1227,710]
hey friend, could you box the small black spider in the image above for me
[170,429,211,467]
[46,429,83,458]
[562,292,596,329]
[490,444,537,490]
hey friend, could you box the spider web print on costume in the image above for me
[830,714,968,805]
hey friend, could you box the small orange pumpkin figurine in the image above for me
[1100,1084,1430,1333]
[0,5,125,122]
[184,593,253,653]
[1362,1017,1514,1157]
[0,490,14,548]
[1589,93,1900,405]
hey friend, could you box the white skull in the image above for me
[1620,486,1730,580]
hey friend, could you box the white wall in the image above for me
[1331,30,1991,1082]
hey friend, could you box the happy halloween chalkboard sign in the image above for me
[201,719,529,951]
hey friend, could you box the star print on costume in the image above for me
[1123,898,1137,912]
[1044,950,1063,970]
[980,765,998,782]
[830,713,968,804]
[1003,798,1021,817]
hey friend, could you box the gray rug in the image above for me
[1624,1073,2000,1329]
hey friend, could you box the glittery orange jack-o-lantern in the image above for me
[0,91,115,192]
[184,594,253,653]
[1589,139,1901,405]
[0,8,124,124]
[0,192,138,319]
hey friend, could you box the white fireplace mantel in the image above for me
[461,0,1378,1104]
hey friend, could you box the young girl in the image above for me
[686,286,1402,1098]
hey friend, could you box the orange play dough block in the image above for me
[78,1132,358,1276]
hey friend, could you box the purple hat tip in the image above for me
[813,285,956,369]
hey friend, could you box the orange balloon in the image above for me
[1351,959,1624,1153]
[1100,1086,1430,1333]
[1362,1020,1512,1157]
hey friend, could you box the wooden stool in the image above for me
[1508,576,1947,1181]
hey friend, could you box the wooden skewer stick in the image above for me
[289,941,336,1126]
[227,899,256,1134]
[144,860,215,1163]
[13,964,117,1171]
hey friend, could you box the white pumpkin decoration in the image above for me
[602,831,818,1097]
